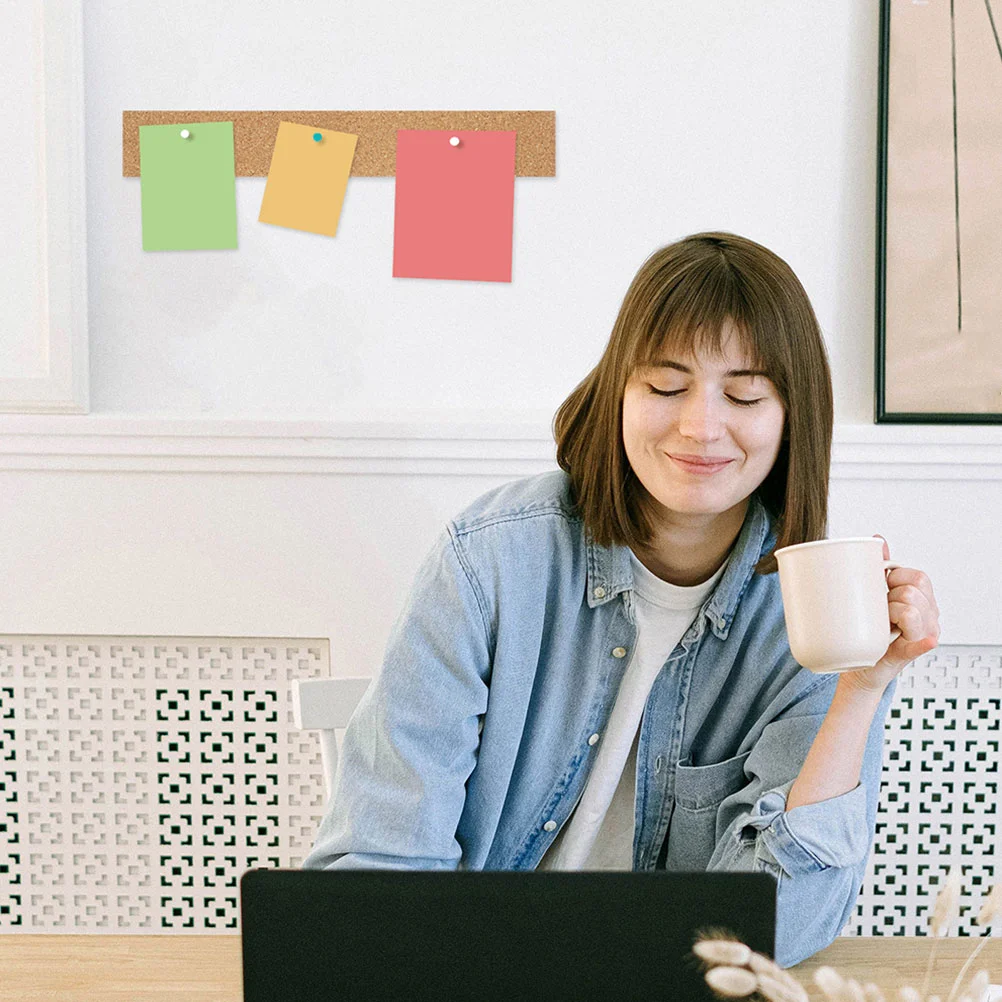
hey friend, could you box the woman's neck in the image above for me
[632,498,747,586]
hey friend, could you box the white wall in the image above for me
[0,421,999,651]
[0,0,999,655]
[81,0,884,424]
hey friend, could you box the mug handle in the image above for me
[883,559,902,643]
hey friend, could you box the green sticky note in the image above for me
[139,122,238,250]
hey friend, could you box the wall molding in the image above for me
[0,416,1001,476]
[0,1,89,414]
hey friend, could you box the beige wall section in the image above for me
[885,0,1002,414]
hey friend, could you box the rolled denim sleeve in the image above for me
[706,675,897,968]
[302,524,491,871]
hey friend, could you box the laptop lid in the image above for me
[240,869,776,1002]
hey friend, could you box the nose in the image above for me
[676,388,728,440]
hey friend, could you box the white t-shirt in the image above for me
[537,549,729,871]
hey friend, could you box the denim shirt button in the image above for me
[588,733,600,746]
[543,820,557,832]
[612,647,627,658]
[593,586,606,599]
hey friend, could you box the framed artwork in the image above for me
[876,0,1002,423]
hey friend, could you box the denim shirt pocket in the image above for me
[664,751,752,871]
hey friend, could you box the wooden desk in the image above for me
[798,937,1002,998]
[0,936,243,1002]
[1,935,1000,1000]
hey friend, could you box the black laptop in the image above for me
[240,868,776,1001]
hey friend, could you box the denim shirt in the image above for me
[303,470,895,968]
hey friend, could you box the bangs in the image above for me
[631,261,775,382]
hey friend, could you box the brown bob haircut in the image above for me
[553,231,833,576]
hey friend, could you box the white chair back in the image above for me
[291,676,371,800]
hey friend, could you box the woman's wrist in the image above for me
[834,670,890,705]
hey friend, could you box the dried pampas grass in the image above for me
[930,867,963,938]
[705,966,759,997]
[943,885,1002,1002]
[919,866,964,1002]
[693,935,808,1002]
[813,965,847,1000]
[694,940,753,967]
[692,871,1000,1002]
[977,884,1002,928]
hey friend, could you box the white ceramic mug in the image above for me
[774,536,902,674]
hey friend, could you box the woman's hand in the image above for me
[837,534,941,696]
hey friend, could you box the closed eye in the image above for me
[648,387,763,407]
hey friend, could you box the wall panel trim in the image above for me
[0,1,89,414]
[0,417,1001,477]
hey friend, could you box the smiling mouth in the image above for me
[669,455,733,474]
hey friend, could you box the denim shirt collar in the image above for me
[584,492,776,640]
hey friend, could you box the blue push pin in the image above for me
[313,132,322,142]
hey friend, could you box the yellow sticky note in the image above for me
[258,122,358,236]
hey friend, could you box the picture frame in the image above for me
[876,0,1002,423]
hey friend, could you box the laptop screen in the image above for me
[241,869,776,1002]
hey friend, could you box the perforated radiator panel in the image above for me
[0,638,998,936]
[0,637,327,931]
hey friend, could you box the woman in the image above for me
[303,231,940,967]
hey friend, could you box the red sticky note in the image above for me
[392,130,516,283]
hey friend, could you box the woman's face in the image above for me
[621,325,786,519]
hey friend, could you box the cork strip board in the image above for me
[123,111,555,177]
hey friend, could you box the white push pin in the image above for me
[449,136,460,147]
[179,129,191,139]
